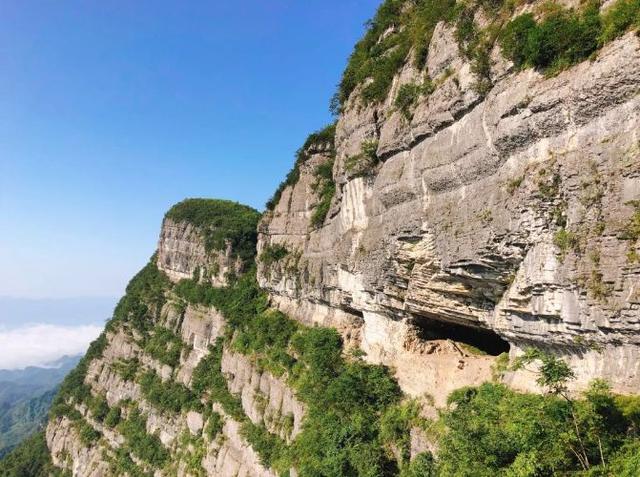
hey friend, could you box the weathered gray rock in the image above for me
[158,217,243,286]
[221,349,305,441]
[259,30,640,396]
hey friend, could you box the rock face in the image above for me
[221,349,305,441]
[258,21,640,396]
[41,2,640,475]
[158,217,243,286]
[45,201,286,477]
[45,289,290,477]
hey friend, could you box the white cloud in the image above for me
[0,323,103,369]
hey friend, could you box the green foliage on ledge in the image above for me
[117,408,168,469]
[266,123,336,211]
[49,333,108,419]
[310,160,336,229]
[191,340,245,420]
[139,371,198,415]
[500,0,640,74]
[143,326,183,368]
[332,0,457,111]
[258,244,289,267]
[500,2,601,73]
[165,199,260,264]
[0,431,68,477]
[75,419,101,446]
[109,257,172,334]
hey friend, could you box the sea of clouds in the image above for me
[0,323,102,369]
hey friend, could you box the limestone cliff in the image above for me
[258,0,640,400]
[45,201,289,477]
[32,1,640,476]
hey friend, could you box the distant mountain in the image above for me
[0,355,81,391]
[0,355,81,457]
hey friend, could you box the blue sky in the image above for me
[0,0,380,299]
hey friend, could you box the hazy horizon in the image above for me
[0,296,115,369]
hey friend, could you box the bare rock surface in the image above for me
[158,218,243,286]
[259,31,640,395]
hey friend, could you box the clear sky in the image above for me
[0,0,380,300]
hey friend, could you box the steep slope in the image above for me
[0,355,81,457]
[258,0,640,400]
[37,199,420,476]
[4,0,640,475]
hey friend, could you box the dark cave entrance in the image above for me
[412,315,510,356]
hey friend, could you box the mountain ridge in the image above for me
[2,0,640,475]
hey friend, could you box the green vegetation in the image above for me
[622,202,640,262]
[104,406,122,428]
[332,0,457,111]
[87,393,109,422]
[310,160,336,228]
[112,358,140,381]
[621,200,640,242]
[233,309,297,376]
[345,140,380,177]
[600,0,640,43]
[191,340,245,419]
[109,258,171,334]
[394,81,435,120]
[500,0,640,76]
[241,422,288,469]
[175,432,207,477]
[49,333,108,419]
[117,408,168,468]
[506,175,524,194]
[143,326,183,368]
[554,228,580,259]
[259,244,289,267]
[204,412,223,440]
[165,199,260,265]
[174,268,268,330]
[399,452,436,477]
[108,447,152,477]
[380,401,422,466]
[0,431,67,477]
[139,371,198,414]
[395,83,422,119]
[436,350,640,476]
[500,2,602,74]
[266,124,336,210]
[75,419,101,446]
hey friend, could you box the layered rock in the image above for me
[221,349,305,441]
[40,2,640,475]
[259,18,640,395]
[45,291,281,477]
[157,217,243,286]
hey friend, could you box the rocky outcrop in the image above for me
[40,2,640,476]
[204,404,277,477]
[221,349,305,441]
[258,18,640,396]
[47,416,112,477]
[46,268,285,476]
[158,217,243,286]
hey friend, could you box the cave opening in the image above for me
[412,315,510,356]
